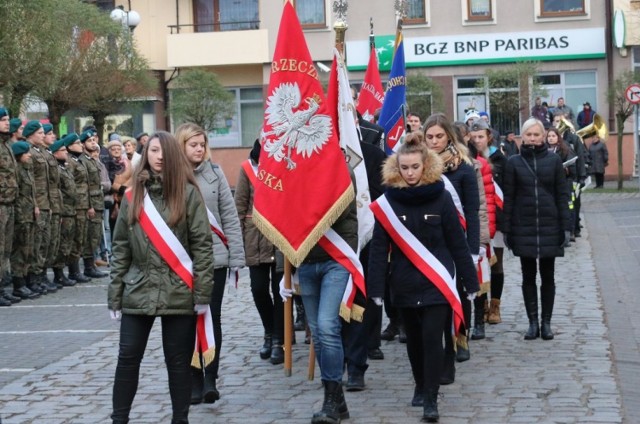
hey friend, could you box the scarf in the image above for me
[438,143,462,173]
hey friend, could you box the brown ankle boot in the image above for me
[488,299,502,324]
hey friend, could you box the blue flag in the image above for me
[378,33,406,155]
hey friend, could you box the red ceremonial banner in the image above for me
[252,1,354,267]
[356,45,384,123]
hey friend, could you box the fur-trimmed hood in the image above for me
[382,148,444,188]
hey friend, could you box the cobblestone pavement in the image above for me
[0,191,633,423]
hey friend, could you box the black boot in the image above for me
[2,289,21,304]
[411,384,424,407]
[202,372,219,404]
[68,261,91,283]
[41,270,58,293]
[422,389,439,423]
[522,285,540,340]
[440,349,455,385]
[294,296,306,331]
[190,367,203,405]
[380,321,399,341]
[312,380,349,424]
[471,295,486,340]
[53,267,76,287]
[540,283,555,340]
[259,334,272,360]
[270,339,284,365]
[12,276,39,300]
[27,273,45,295]
[83,257,108,278]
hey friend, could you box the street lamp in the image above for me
[110,5,141,32]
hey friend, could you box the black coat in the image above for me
[368,182,479,308]
[443,162,480,255]
[503,144,571,258]
[360,141,385,200]
[358,117,385,151]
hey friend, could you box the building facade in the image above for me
[112,0,639,185]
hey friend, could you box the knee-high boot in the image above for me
[522,284,539,340]
[540,283,555,340]
[471,294,486,340]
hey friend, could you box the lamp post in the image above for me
[110,5,141,32]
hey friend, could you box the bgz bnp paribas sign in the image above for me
[346,27,605,71]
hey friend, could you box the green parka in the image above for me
[107,172,215,315]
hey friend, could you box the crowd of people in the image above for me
[0,95,607,423]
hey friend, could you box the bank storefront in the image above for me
[347,27,606,134]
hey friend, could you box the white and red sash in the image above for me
[370,195,464,334]
[493,178,504,210]
[442,175,467,231]
[205,206,239,290]
[125,190,216,367]
[244,159,365,321]
[317,229,366,322]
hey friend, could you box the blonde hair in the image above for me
[175,122,210,162]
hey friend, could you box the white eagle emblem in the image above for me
[262,82,332,170]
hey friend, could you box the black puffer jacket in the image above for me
[368,150,479,308]
[503,144,571,258]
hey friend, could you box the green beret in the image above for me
[79,129,97,142]
[61,133,80,147]
[0,108,7,119]
[43,123,53,134]
[22,120,43,138]
[9,118,23,134]
[50,139,66,153]
[11,141,31,156]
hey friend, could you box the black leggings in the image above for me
[520,257,555,292]
[400,304,450,392]
[112,314,196,422]
[205,267,228,378]
[250,263,284,341]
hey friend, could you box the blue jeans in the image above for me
[298,260,349,382]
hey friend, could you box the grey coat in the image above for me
[588,140,608,174]
[193,161,245,269]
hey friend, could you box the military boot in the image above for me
[68,261,91,283]
[41,270,58,293]
[12,276,39,300]
[27,273,46,295]
[83,257,108,278]
[53,268,76,287]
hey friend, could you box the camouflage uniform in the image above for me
[11,162,37,279]
[80,153,106,277]
[29,145,51,279]
[52,158,78,287]
[66,152,92,283]
[0,134,18,285]
[44,149,62,271]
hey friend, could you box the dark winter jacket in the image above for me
[588,139,608,174]
[443,161,480,255]
[368,150,479,308]
[503,144,571,258]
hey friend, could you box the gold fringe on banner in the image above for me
[478,281,491,296]
[350,303,365,323]
[191,348,217,369]
[339,303,351,322]
[252,185,355,267]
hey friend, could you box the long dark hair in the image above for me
[128,131,199,227]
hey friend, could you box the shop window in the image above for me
[294,0,326,29]
[405,0,427,25]
[467,0,492,21]
[540,0,585,17]
[193,0,259,32]
[209,87,264,148]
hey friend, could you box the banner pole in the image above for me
[284,258,293,376]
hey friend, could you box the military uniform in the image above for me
[44,148,62,288]
[66,150,92,283]
[80,152,107,278]
[10,142,40,300]
[0,132,19,304]
[29,144,53,292]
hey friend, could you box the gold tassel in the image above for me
[191,352,202,369]
[339,303,351,322]
[201,347,216,369]
[489,254,497,267]
[478,281,491,296]
[350,304,365,322]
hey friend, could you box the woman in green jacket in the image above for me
[108,131,215,424]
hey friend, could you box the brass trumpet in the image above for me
[576,113,608,141]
